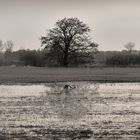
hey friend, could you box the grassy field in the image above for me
[0,66,140,83]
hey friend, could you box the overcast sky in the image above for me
[0,0,140,51]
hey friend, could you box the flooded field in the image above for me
[0,82,140,140]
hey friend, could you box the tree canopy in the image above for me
[41,17,98,67]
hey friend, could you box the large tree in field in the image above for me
[41,17,98,67]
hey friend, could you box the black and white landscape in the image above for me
[0,0,140,139]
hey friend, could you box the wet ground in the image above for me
[0,82,140,139]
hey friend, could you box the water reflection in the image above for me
[42,83,99,121]
[1,83,140,139]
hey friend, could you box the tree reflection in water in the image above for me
[42,83,99,121]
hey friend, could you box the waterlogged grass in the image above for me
[0,66,140,83]
[0,82,140,139]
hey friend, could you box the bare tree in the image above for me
[0,40,3,52]
[4,40,14,53]
[41,17,98,67]
[124,42,135,53]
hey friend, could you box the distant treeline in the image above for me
[106,52,140,66]
[0,49,140,67]
[96,50,140,67]
[0,49,94,67]
[0,50,48,67]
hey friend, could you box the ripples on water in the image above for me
[0,82,140,139]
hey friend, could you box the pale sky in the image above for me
[0,0,140,51]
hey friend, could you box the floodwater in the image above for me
[0,82,140,139]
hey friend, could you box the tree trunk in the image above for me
[63,52,68,67]
[62,45,69,67]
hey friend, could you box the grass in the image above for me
[0,66,140,83]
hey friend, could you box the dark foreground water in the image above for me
[0,82,140,140]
